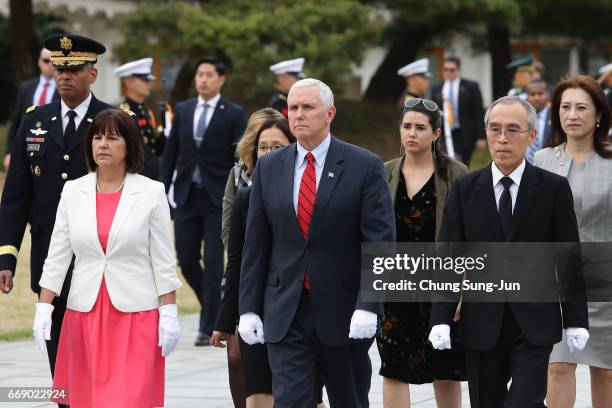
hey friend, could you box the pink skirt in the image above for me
[53,278,164,407]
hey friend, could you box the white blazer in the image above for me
[39,172,182,312]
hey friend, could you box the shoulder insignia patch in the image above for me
[25,105,38,114]
[122,108,136,117]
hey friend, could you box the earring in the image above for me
[597,122,600,128]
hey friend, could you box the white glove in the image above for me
[348,309,378,339]
[158,304,180,357]
[429,324,452,350]
[565,327,589,353]
[33,303,54,354]
[238,313,265,345]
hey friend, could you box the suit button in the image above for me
[61,173,67,180]
[305,249,310,255]
[63,154,69,161]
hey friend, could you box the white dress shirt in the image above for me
[491,160,525,213]
[192,93,220,137]
[32,75,56,106]
[293,134,331,213]
[60,92,92,133]
[442,78,460,125]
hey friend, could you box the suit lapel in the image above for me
[279,144,303,240]
[508,162,540,241]
[306,137,343,244]
[458,79,465,108]
[105,173,139,255]
[79,173,106,257]
[184,99,197,149]
[48,102,64,148]
[201,97,225,149]
[475,166,505,241]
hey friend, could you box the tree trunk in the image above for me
[169,60,196,104]
[9,0,36,83]
[487,24,513,100]
[363,30,431,104]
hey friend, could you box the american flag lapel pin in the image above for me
[328,172,334,178]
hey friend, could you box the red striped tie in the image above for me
[298,152,316,289]
[38,81,49,106]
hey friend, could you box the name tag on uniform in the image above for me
[27,144,41,152]
[26,137,45,143]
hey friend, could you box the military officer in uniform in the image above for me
[506,56,534,100]
[397,58,432,106]
[114,57,165,180]
[0,34,113,397]
[267,57,305,117]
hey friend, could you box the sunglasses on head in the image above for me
[404,98,439,111]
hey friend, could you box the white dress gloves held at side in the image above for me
[158,304,180,357]
[429,324,452,350]
[238,313,265,345]
[565,327,589,353]
[348,309,378,339]
[33,303,54,354]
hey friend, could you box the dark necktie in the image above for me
[192,104,209,183]
[64,110,77,148]
[499,176,513,239]
[298,152,316,289]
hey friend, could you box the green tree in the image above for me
[115,0,381,103]
[364,0,523,102]
[364,0,612,102]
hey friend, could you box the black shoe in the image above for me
[194,332,211,346]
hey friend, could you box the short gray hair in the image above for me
[288,78,334,107]
[484,95,537,130]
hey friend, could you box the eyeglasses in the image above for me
[257,144,287,154]
[486,125,530,139]
[404,98,439,111]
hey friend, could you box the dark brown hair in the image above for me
[400,103,451,178]
[550,75,612,158]
[85,108,144,172]
[248,118,295,174]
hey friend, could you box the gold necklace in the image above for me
[96,174,126,193]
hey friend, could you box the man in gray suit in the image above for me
[238,78,395,407]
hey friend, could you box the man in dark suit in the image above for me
[429,96,590,407]
[525,79,551,163]
[4,48,60,170]
[432,56,485,166]
[161,57,247,346]
[238,78,395,407]
[0,34,113,407]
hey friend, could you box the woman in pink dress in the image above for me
[34,108,182,407]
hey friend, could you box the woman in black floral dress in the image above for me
[377,98,468,407]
